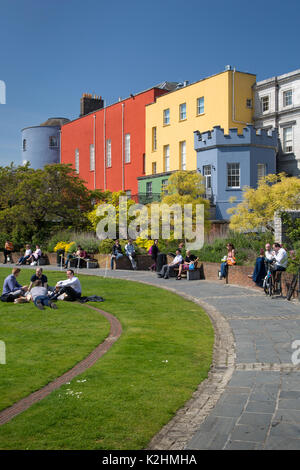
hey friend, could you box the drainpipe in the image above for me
[59,129,61,163]
[103,103,106,190]
[122,103,125,191]
[93,114,96,190]
[232,68,252,126]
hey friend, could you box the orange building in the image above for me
[61,84,177,196]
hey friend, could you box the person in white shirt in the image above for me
[157,249,183,279]
[271,243,288,284]
[16,244,32,265]
[265,243,275,262]
[29,245,42,265]
[50,269,82,301]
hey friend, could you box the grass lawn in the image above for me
[0,267,214,450]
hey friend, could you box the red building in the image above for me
[61,83,177,196]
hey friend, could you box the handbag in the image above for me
[189,263,195,270]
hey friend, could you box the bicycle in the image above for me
[263,260,283,297]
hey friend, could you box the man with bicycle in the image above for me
[271,243,288,288]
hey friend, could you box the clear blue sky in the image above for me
[0,0,299,166]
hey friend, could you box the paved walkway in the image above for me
[2,264,300,449]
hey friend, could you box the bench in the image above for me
[173,262,201,280]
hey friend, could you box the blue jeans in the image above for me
[111,253,123,269]
[220,262,228,279]
[34,295,50,307]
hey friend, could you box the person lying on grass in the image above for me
[14,279,58,310]
[49,269,82,302]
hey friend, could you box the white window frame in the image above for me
[203,165,212,192]
[227,163,240,189]
[197,97,204,115]
[152,162,157,174]
[163,108,170,125]
[106,139,112,167]
[161,179,168,194]
[89,144,95,171]
[146,181,152,197]
[75,148,79,174]
[152,127,157,151]
[164,145,170,172]
[283,89,293,107]
[179,103,186,121]
[257,163,266,182]
[283,126,293,153]
[180,141,186,170]
[125,133,131,163]
[261,95,270,113]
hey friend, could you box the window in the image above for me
[261,96,269,113]
[227,163,240,188]
[75,148,79,174]
[163,108,170,125]
[283,90,293,107]
[161,179,168,194]
[125,133,130,163]
[49,136,58,148]
[106,139,111,167]
[125,190,131,198]
[90,144,95,171]
[152,162,157,174]
[143,154,146,174]
[152,127,157,151]
[179,103,186,120]
[180,141,186,170]
[146,182,152,197]
[23,139,26,151]
[283,127,293,153]
[164,145,170,172]
[197,97,204,115]
[246,98,252,108]
[203,165,212,194]
[257,163,266,181]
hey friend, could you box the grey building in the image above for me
[254,69,300,176]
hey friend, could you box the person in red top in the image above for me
[3,240,14,264]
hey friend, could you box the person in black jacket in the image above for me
[149,239,159,272]
[111,240,123,269]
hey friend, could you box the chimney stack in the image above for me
[80,93,104,117]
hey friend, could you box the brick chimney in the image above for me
[80,93,104,117]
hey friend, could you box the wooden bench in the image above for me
[173,262,201,280]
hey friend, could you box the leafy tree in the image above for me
[228,173,300,232]
[0,163,100,247]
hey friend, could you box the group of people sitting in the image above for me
[64,245,89,269]
[156,242,199,280]
[249,242,288,287]
[1,267,82,309]
[3,241,42,266]
[110,239,138,270]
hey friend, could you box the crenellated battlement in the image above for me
[194,125,278,150]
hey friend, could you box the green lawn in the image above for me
[0,267,214,450]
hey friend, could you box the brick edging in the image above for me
[0,305,122,426]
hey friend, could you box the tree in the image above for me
[228,173,300,232]
[0,163,100,246]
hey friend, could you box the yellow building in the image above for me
[145,68,256,175]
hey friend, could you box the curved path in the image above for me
[87,267,300,451]
[0,305,122,426]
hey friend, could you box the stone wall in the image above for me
[274,210,300,244]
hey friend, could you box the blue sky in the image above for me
[0,0,299,166]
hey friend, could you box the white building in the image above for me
[254,69,300,176]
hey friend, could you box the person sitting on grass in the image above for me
[16,244,32,265]
[23,279,57,310]
[28,267,48,291]
[49,269,82,302]
[157,249,183,279]
[176,250,198,280]
[1,268,28,301]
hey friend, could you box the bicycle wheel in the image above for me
[263,276,269,296]
[268,277,273,297]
